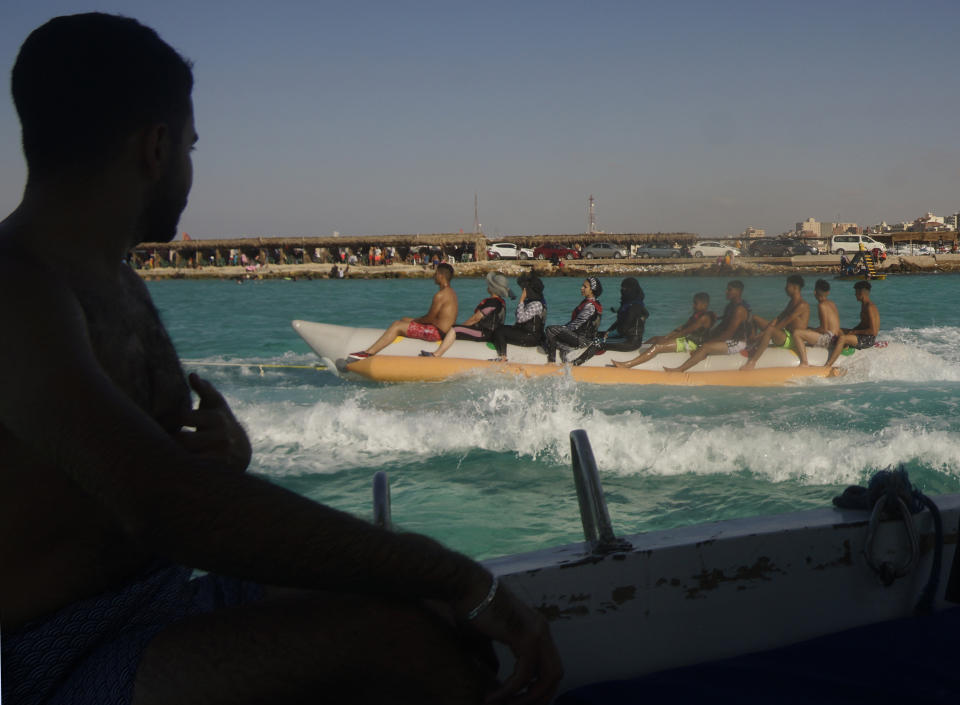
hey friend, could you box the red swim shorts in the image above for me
[405,321,442,342]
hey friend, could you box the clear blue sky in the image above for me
[1,0,958,238]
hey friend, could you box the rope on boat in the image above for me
[833,465,943,615]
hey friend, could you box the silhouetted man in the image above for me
[0,14,560,705]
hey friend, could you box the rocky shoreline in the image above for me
[135,254,960,281]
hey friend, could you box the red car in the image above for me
[532,244,580,260]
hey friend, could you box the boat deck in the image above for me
[558,605,960,704]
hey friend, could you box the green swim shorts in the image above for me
[675,337,698,353]
[777,330,793,349]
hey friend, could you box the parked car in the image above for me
[582,242,627,259]
[690,241,740,258]
[792,242,820,255]
[634,244,682,258]
[486,242,534,260]
[829,234,886,255]
[748,239,814,257]
[532,244,580,260]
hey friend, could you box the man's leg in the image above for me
[612,342,672,368]
[133,590,496,705]
[663,341,727,373]
[364,318,412,356]
[792,329,821,367]
[824,334,856,367]
[740,328,786,370]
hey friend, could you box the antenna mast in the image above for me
[474,193,480,234]
[588,195,596,234]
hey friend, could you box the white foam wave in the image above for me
[241,379,591,476]
[236,376,960,486]
[837,339,960,383]
[583,416,960,486]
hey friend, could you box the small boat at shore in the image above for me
[835,273,887,281]
[292,320,843,386]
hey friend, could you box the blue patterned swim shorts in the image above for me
[2,563,263,705]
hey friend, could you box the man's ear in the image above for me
[137,122,171,180]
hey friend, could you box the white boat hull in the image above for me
[487,494,960,693]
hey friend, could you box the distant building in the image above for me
[945,213,959,230]
[915,212,947,231]
[742,226,765,238]
[796,217,820,235]
[796,217,839,237]
[832,222,860,235]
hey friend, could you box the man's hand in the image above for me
[466,580,563,704]
[175,373,252,473]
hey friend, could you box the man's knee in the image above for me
[135,591,493,705]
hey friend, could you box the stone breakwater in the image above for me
[135,254,960,281]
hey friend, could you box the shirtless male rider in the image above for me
[612,292,715,369]
[791,279,840,367]
[663,280,751,373]
[740,274,810,371]
[0,14,560,705]
[824,280,880,367]
[349,262,458,359]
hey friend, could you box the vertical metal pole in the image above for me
[570,429,624,552]
[571,431,599,544]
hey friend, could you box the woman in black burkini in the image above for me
[572,277,648,365]
[490,272,547,361]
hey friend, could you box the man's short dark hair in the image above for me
[854,280,871,292]
[814,279,830,292]
[787,274,804,288]
[12,13,194,176]
[727,280,744,292]
[436,262,454,280]
[693,292,709,304]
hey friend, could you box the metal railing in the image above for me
[372,470,392,530]
[570,429,632,554]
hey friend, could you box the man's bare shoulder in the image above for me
[0,247,78,319]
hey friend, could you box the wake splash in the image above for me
[839,332,960,383]
[235,374,960,487]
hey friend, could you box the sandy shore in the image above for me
[135,254,960,281]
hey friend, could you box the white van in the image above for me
[830,234,886,255]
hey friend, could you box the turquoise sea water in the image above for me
[150,273,960,561]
